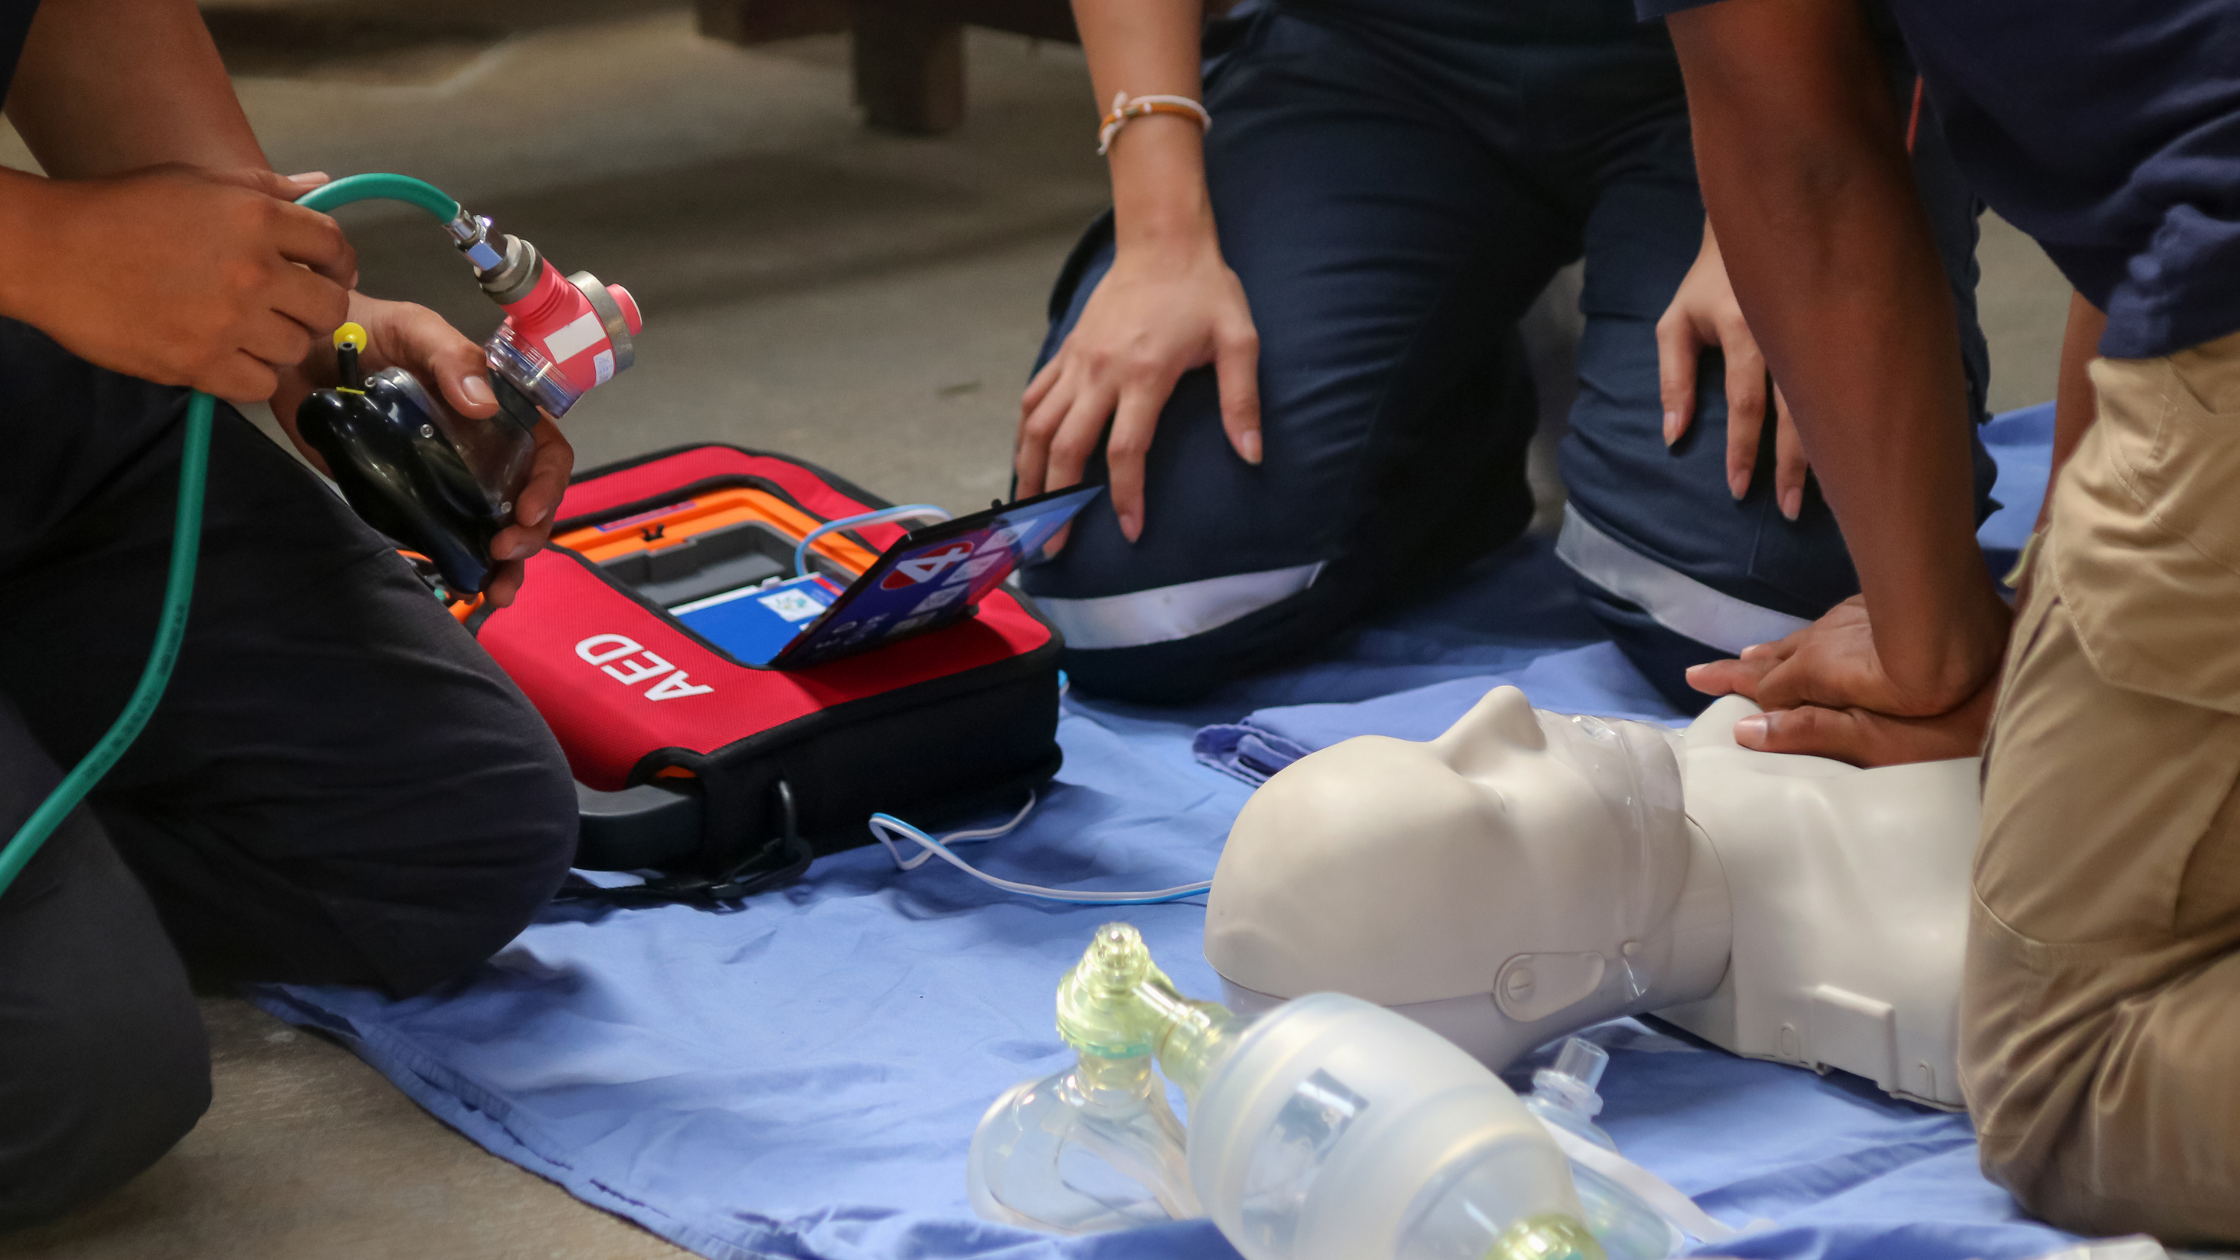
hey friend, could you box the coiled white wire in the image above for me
[867,794,1213,905]
[816,506,1204,904]
[792,504,952,578]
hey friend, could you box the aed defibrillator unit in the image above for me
[472,445,1094,901]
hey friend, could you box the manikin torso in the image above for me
[1202,686,1979,1108]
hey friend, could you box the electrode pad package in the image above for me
[477,445,1078,889]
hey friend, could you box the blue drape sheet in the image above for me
[249,406,2092,1260]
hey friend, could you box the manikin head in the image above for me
[1204,686,1728,1068]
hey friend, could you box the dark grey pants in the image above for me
[0,320,577,1224]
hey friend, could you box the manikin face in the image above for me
[1206,687,1976,1102]
[1204,686,1689,1012]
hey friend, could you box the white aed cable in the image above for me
[868,796,1214,905]
[792,504,952,579]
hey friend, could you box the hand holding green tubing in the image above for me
[0,174,463,900]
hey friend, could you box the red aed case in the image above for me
[475,445,1065,892]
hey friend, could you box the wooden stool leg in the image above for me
[694,0,852,45]
[852,1,966,134]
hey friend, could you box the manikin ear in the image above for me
[1434,685,1545,779]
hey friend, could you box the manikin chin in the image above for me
[1203,685,1977,1109]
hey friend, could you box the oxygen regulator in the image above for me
[293,174,643,597]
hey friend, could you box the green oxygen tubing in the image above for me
[0,174,468,901]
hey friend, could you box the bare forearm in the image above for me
[6,0,265,176]
[0,169,63,320]
[1024,0,1258,539]
[0,0,275,338]
[1670,0,2004,703]
[0,0,361,400]
[1071,0,1212,252]
[2040,290,2108,527]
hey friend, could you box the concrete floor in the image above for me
[0,4,2078,1256]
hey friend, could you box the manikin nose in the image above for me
[1435,686,1547,777]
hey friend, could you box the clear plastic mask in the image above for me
[1532,711,1689,998]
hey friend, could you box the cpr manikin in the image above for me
[1205,686,1978,1107]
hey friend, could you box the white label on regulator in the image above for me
[543,310,607,364]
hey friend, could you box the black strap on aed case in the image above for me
[555,781,814,907]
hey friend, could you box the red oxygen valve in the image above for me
[466,226,643,426]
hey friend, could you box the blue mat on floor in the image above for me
[252,407,2084,1260]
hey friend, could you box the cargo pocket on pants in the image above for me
[2051,337,2240,714]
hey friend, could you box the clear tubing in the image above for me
[0,393,211,898]
[872,792,1040,873]
[866,804,1213,905]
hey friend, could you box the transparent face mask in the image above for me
[966,1049,1197,1234]
[967,925,1201,1233]
[1531,713,1690,1000]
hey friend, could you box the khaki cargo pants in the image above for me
[1969,329,2240,1243]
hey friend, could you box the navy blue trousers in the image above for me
[0,320,578,1224]
[1018,0,1994,706]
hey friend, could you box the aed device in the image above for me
[470,446,1096,901]
[553,482,1099,670]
